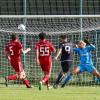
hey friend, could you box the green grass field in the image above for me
[0,86,100,100]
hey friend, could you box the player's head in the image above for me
[59,35,67,42]
[11,34,18,41]
[78,41,86,48]
[39,32,46,40]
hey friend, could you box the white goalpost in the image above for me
[0,15,100,86]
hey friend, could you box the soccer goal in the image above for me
[0,15,100,87]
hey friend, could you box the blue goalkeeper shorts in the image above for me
[78,64,96,73]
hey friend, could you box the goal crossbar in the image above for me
[0,15,100,34]
[0,15,100,18]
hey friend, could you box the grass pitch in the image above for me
[0,86,100,100]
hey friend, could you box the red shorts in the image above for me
[10,59,23,73]
[40,62,52,74]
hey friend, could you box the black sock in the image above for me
[55,72,64,85]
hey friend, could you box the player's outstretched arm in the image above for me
[54,48,62,61]
[73,44,79,52]
[88,44,96,51]
[84,39,90,45]
[22,48,31,54]
[84,39,96,50]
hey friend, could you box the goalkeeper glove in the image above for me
[84,39,90,45]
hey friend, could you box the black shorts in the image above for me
[61,61,73,73]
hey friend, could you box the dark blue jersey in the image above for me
[59,42,73,62]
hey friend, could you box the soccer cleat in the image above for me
[95,78,100,83]
[61,84,65,88]
[53,84,58,89]
[61,74,72,87]
[26,85,32,88]
[39,81,42,90]
[47,85,53,90]
[5,77,9,87]
[47,84,52,90]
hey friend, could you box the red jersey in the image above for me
[6,39,22,60]
[36,39,55,64]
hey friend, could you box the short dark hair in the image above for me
[39,32,46,40]
[11,34,17,40]
[59,34,67,40]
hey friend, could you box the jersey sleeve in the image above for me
[87,44,96,51]
[49,42,55,52]
[73,47,79,53]
[59,43,62,49]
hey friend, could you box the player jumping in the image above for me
[35,32,55,90]
[61,40,100,87]
[5,34,31,88]
[54,35,73,88]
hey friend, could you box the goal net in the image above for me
[0,15,100,87]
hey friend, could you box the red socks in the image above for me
[23,79,31,88]
[8,74,18,80]
[45,80,50,86]
[7,75,31,88]
[42,75,49,84]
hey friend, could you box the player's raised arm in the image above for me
[84,39,96,51]
[73,41,86,53]
[87,44,96,51]
[73,45,79,52]
[84,39,90,45]
[21,48,31,54]
[16,39,31,54]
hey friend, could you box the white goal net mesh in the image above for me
[0,15,100,87]
[0,15,100,34]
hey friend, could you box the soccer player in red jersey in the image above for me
[5,34,31,88]
[35,32,55,90]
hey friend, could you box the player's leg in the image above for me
[39,72,50,90]
[17,61,31,88]
[61,61,73,87]
[42,72,50,84]
[18,70,31,88]
[5,61,19,87]
[39,63,52,90]
[5,74,18,87]
[87,65,100,79]
[54,61,69,88]
[72,66,81,74]
[93,70,100,82]
[39,64,45,90]
[6,74,18,80]
[44,72,52,90]
[61,66,81,88]
[6,60,18,81]
[40,67,51,85]
[54,71,65,88]
[93,70,100,77]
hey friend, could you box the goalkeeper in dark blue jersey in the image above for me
[61,40,100,87]
[54,35,73,88]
